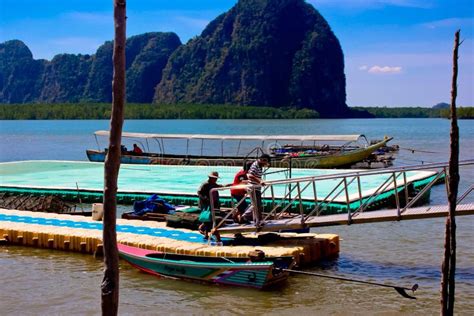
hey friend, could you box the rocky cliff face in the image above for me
[39,54,92,103]
[0,32,181,103]
[154,0,348,117]
[0,40,46,103]
[1,0,352,117]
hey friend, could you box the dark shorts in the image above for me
[232,194,249,214]
[199,222,212,232]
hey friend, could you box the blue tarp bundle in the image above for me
[132,194,175,216]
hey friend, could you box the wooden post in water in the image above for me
[101,1,126,315]
[440,29,460,316]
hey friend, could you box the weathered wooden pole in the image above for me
[101,0,126,315]
[440,29,460,316]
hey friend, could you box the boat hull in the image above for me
[281,139,391,169]
[118,244,290,289]
[87,139,390,169]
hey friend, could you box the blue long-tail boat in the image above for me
[118,244,294,289]
[87,131,393,168]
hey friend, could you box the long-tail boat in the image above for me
[87,131,392,168]
[118,244,293,289]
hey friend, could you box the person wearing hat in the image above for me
[197,171,222,211]
[197,171,223,239]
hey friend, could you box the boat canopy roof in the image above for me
[94,130,365,142]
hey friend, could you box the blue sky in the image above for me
[1,0,473,106]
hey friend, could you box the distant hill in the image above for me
[353,106,473,119]
[155,0,349,117]
[0,33,181,103]
[433,102,450,109]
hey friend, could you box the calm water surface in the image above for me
[0,119,473,315]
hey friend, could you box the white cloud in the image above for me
[175,16,210,29]
[357,64,402,74]
[420,18,474,29]
[47,37,104,56]
[126,9,219,42]
[348,47,474,69]
[367,65,403,74]
[61,11,112,25]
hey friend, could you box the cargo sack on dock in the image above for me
[132,194,175,216]
[166,212,201,229]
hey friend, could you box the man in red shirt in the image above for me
[132,143,143,154]
[230,161,251,223]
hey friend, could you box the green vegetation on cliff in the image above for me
[0,103,319,119]
[0,40,46,103]
[0,33,181,104]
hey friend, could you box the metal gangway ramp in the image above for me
[210,160,474,235]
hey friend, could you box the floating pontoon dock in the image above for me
[0,208,339,267]
[0,160,439,214]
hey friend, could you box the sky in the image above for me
[0,0,473,107]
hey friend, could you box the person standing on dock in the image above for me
[231,161,252,223]
[197,171,222,239]
[197,171,222,210]
[243,154,271,226]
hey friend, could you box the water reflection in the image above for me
[319,255,474,283]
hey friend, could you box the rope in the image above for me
[397,157,437,164]
[399,147,443,154]
[280,268,418,299]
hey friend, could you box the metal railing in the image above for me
[209,160,474,233]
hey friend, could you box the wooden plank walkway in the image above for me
[217,203,474,234]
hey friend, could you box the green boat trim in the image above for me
[118,244,291,289]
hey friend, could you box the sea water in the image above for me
[0,119,473,314]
